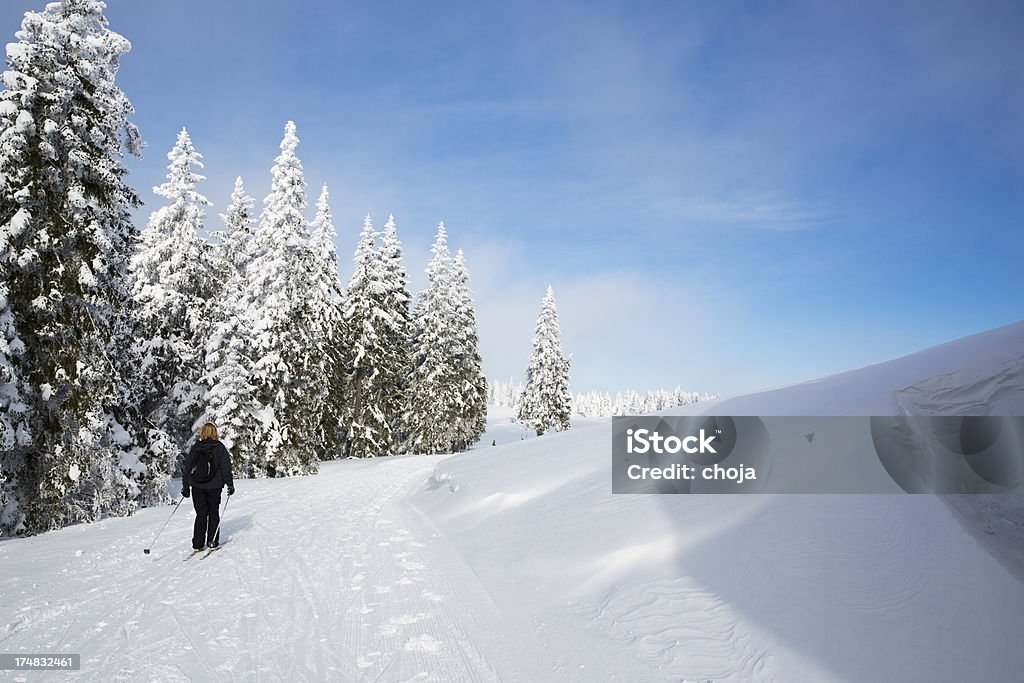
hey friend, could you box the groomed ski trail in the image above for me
[0,456,541,682]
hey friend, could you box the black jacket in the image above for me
[183,439,234,490]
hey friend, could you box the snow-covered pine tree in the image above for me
[404,222,460,454]
[202,177,263,474]
[0,0,146,533]
[130,128,213,502]
[342,215,392,458]
[244,121,320,476]
[308,184,345,458]
[449,249,487,450]
[210,176,256,288]
[0,277,29,533]
[518,286,572,435]
[377,214,412,448]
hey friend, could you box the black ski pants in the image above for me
[191,488,222,549]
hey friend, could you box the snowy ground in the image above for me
[416,429,1024,681]
[2,322,1023,681]
[0,455,517,682]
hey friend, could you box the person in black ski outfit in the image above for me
[182,422,235,550]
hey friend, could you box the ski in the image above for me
[200,545,224,559]
[183,549,202,561]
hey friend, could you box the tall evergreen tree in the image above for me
[377,214,411,447]
[310,186,341,302]
[202,177,262,474]
[404,223,460,454]
[130,128,213,501]
[244,121,320,476]
[308,184,345,458]
[450,249,487,450]
[518,286,572,435]
[342,215,391,458]
[211,176,256,288]
[0,0,146,533]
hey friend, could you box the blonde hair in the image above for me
[199,422,219,441]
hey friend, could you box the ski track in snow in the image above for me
[0,457,513,682]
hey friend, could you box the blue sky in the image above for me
[3,0,1022,396]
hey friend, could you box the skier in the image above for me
[182,422,235,551]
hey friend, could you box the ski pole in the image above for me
[208,494,230,547]
[144,497,183,554]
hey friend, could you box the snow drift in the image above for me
[413,320,1024,681]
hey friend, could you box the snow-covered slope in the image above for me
[413,321,1024,681]
[1,321,1022,681]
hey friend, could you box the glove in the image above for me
[181,487,190,498]
[227,486,235,496]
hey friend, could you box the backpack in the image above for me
[191,445,219,484]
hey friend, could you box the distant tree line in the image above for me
[492,380,714,419]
